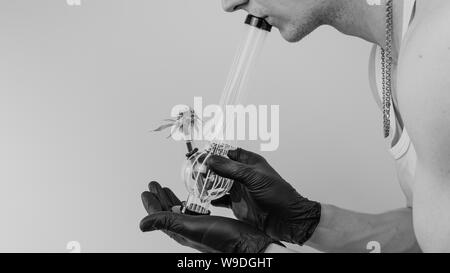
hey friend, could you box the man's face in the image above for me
[222,0,329,42]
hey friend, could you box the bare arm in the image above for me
[305,204,421,253]
[264,204,421,253]
[398,1,450,251]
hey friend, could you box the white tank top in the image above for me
[369,0,417,204]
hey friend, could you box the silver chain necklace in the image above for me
[381,0,394,138]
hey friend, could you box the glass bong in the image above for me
[179,15,272,215]
[154,15,271,215]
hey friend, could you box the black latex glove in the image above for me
[140,181,280,253]
[206,148,321,245]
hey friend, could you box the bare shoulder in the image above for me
[397,1,450,171]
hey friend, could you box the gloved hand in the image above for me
[139,181,280,253]
[206,148,321,245]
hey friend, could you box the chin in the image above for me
[279,21,319,43]
[279,28,303,43]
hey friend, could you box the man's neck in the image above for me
[327,0,406,54]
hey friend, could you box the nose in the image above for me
[222,0,248,12]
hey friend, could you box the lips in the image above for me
[233,4,245,11]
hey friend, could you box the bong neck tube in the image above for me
[211,14,272,145]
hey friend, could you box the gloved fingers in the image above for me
[206,155,257,187]
[228,148,265,165]
[140,201,215,252]
[141,191,163,214]
[163,187,182,206]
[164,230,218,253]
[148,181,173,211]
[140,211,186,233]
[211,194,232,208]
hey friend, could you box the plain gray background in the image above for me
[0,0,405,252]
